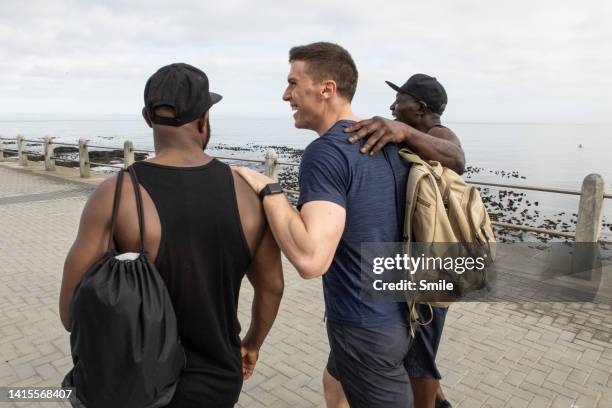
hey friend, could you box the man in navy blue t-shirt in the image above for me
[234,42,464,408]
[298,121,409,327]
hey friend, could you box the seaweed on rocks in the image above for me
[256,150,607,244]
[55,146,79,154]
[88,149,148,163]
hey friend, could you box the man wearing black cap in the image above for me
[345,74,460,408]
[60,63,284,408]
[345,73,464,175]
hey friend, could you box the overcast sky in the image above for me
[1,0,610,123]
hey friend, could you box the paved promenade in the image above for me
[0,161,611,407]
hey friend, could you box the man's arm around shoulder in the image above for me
[344,117,466,174]
[406,124,466,174]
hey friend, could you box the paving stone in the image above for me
[575,394,598,408]
[484,396,506,408]
[547,369,570,386]
[528,395,552,408]
[587,368,610,387]
[550,395,575,408]
[519,381,556,400]
[567,368,590,386]
[459,396,484,408]
[506,396,530,408]
[506,369,526,387]
[524,369,547,387]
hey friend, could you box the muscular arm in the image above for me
[59,177,116,330]
[232,168,346,279]
[263,197,345,279]
[404,125,465,174]
[242,225,284,350]
[345,117,466,174]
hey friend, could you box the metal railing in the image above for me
[1,135,610,244]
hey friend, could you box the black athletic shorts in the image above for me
[326,320,414,408]
[405,304,448,380]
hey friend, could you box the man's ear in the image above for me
[321,80,337,100]
[197,111,209,134]
[142,107,153,128]
[416,101,430,115]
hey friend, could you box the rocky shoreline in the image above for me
[2,140,610,243]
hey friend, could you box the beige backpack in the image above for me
[399,149,496,311]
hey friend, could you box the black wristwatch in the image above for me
[259,183,283,200]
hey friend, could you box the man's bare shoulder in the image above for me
[81,173,131,223]
[231,169,262,207]
[428,125,461,146]
[86,175,118,210]
[231,169,266,254]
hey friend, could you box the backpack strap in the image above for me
[127,166,146,253]
[400,149,444,330]
[399,149,443,180]
[107,170,125,253]
[403,176,420,243]
[399,149,427,166]
[411,303,435,326]
[401,157,435,241]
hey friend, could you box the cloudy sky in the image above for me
[1,0,610,123]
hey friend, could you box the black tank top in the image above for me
[429,124,447,131]
[132,159,251,407]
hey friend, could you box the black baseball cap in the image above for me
[385,74,447,115]
[144,63,222,127]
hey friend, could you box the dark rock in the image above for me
[55,146,79,154]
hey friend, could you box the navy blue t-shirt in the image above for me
[298,120,411,327]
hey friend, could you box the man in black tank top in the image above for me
[344,74,462,408]
[60,63,284,407]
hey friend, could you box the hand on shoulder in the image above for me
[344,116,412,155]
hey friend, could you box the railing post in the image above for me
[79,138,90,178]
[575,174,604,242]
[572,173,604,275]
[124,140,135,168]
[264,148,278,181]
[43,136,56,171]
[17,135,27,166]
[0,142,4,162]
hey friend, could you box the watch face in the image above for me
[260,183,283,200]
[269,183,283,194]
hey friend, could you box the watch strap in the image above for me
[259,183,283,200]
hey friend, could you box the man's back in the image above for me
[298,120,411,327]
[111,158,266,405]
[62,156,280,407]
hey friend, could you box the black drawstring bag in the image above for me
[63,167,185,408]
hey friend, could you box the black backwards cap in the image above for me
[144,63,222,127]
[385,74,447,115]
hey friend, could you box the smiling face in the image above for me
[282,60,325,130]
[390,92,423,127]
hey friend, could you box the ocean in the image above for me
[1,116,611,240]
